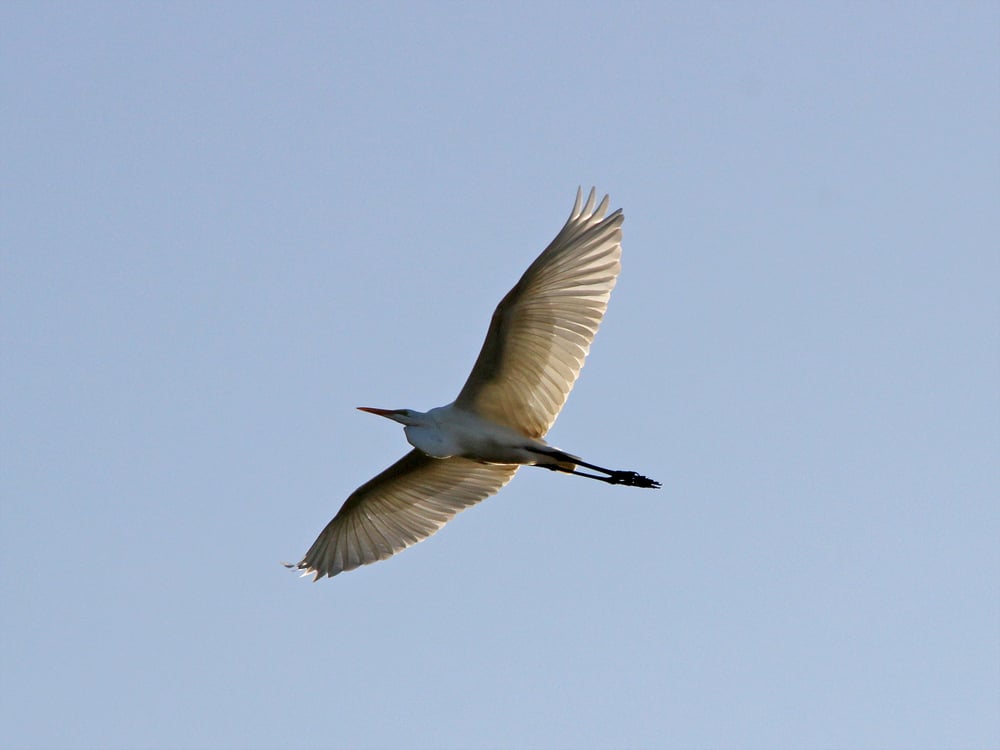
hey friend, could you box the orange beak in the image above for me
[357,407,397,417]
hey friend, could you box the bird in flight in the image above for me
[288,188,660,580]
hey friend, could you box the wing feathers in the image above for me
[455,188,624,437]
[292,450,518,580]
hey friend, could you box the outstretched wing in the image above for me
[290,450,518,580]
[454,188,623,438]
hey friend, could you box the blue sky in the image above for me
[2,3,998,749]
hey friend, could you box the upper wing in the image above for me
[453,188,623,438]
[291,450,518,580]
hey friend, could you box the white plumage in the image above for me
[289,188,658,581]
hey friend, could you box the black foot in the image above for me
[608,470,661,489]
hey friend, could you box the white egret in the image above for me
[288,188,659,580]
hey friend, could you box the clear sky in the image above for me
[2,4,998,749]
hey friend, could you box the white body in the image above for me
[404,403,558,464]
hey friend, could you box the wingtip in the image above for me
[571,186,584,218]
[283,559,327,581]
[571,187,614,222]
[595,192,610,218]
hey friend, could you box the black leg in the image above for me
[538,459,661,489]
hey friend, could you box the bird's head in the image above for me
[357,406,427,427]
